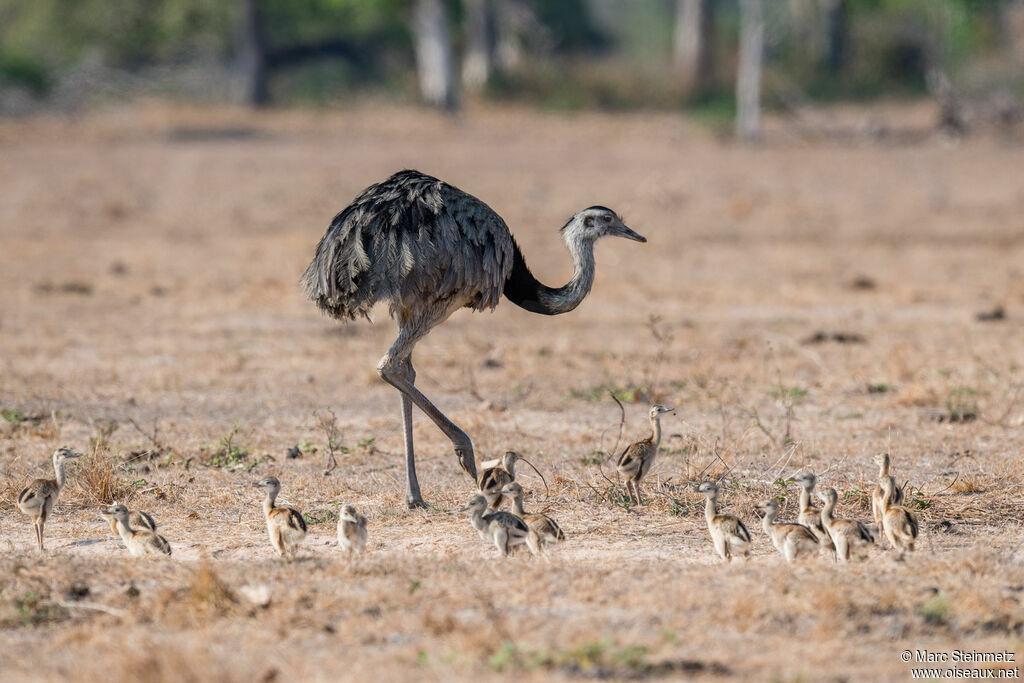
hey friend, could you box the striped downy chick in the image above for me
[17,447,84,552]
[871,452,904,532]
[793,472,836,559]
[877,476,918,558]
[253,477,307,557]
[501,482,565,553]
[815,488,874,562]
[460,494,534,556]
[106,504,156,538]
[100,504,171,557]
[337,504,368,555]
[697,482,751,562]
[756,499,820,563]
[478,451,519,509]
[616,405,675,505]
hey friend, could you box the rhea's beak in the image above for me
[614,224,646,243]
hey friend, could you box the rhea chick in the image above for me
[793,472,836,559]
[478,451,520,509]
[106,504,156,539]
[253,477,307,557]
[698,482,751,562]
[816,487,874,562]
[877,476,918,558]
[17,447,84,552]
[616,405,675,505]
[460,494,534,556]
[337,504,368,555]
[501,482,565,553]
[756,499,820,563]
[871,452,904,531]
[100,504,171,557]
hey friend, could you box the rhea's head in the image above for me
[53,447,83,463]
[340,504,360,521]
[649,404,675,420]
[561,206,645,244]
[253,477,282,495]
[458,495,489,513]
[756,499,780,517]
[697,481,719,497]
[794,472,817,491]
[100,503,129,522]
[500,482,524,499]
[814,488,838,505]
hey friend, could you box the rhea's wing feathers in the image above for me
[132,510,157,532]
[150,532,172,556]
[18,479,57,509]
[616,440,649,476]
[286,508,308,534]
[302,170,515,321]
[484,511,529,534]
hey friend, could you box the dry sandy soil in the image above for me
[0,101,1022,682]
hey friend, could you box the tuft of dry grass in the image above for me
[68,447,138,508]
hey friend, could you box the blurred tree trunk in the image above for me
[463,0,494,91]
[412,0,457,110]
[236,0,269,107]
[736,0,764,141]
[821,0,847,72]
[673,0,715,97]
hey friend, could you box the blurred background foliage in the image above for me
[0,0,1021,115]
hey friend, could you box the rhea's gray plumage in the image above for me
[302,170,646,508]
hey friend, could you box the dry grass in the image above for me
[1,101,1023,681]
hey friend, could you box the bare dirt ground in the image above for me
[0,101,1022,682]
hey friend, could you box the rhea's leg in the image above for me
[399,358,426,508]
[378,306,478,501]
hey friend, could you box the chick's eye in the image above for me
[602,215,612,223]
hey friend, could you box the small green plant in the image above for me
[13,591,63,627]
[919,595,950,624]
[299,439,318,454]
[203,424,261,471]
[946,386,979,422]
[909,490,931,510]
[304,508,339,525]
[489,641,518,672]
[580,451,604,466]
[867,383,894,394]
[771,384,808,402]
[1,408,24,424]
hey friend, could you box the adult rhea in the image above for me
[303,170,645,508]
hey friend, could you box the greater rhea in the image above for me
[100,504,171,557]
[793,472,836,559]
[337,504,368,555]
[616,405,675,505]
[871,452,904,531]
[815,488,874,562]
[756,499,819,563]
[17,447,83,551]
[460,494,535,557]
[698,482,751,562]
[303,170,645,508]
[877,476,918,558]
[501,482,565,552]
[253,477,307,557]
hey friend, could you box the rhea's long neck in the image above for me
[54,458,68,490]
[504,232,596,315]
[762,510,776,536]
[704,495,717,523]
[263,491,277,516]
[511,495,526,518]
[649,414,663,450]
[799,486,812,514]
